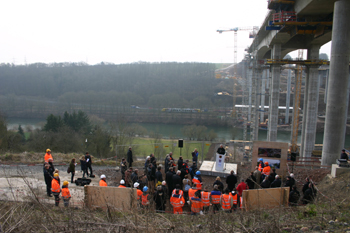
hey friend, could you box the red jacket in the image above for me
[236,182,249,196]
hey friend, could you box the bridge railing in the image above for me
[273,11,297,23]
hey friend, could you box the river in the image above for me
[6,118,350,147]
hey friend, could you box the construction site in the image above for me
[1,0,350,232]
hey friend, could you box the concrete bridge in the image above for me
[246,0,350,165]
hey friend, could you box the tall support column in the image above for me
[268,44,281,141]
[301,45,321,157]
[260,70,266,123]
[322,0,350,165]
[285,67,291,124]
[254,67,262,140]
[248,66,253,122]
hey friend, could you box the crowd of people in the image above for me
[42,146,318,210]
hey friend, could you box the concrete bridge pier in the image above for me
[248,65,253,122]
[322,0,350,165]
[254,66,262,140]
[285,67,291,124]
[268,44,281,141]
[260,70,266,123]
[301,45,321,157]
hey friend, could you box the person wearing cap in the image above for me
[341,149,349,160]
[99,175,107,186]
[192,171,203,191]
[119,180,126,188]
[230,188,240,211]
[226,170,237,192]
[262,161,271,180]
[210,184,221,213]
[170,188,185,214]
[200,186,211,213]
[51,173,61,206]
[44,149,53,162]
[134,182,143,202]
[258,158,265,172]
[43,163,53,197]
[127,146,133,168]
[62,181,71,207]
[236,179,249,196]
[141,186,151,208]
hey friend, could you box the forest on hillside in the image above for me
[0,62,238,122]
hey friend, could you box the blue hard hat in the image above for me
[143,186,148,192]
[196,171,201,175]
[259,158,263,162]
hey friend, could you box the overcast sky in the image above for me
[0,0,331,65]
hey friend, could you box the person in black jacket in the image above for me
[127,147,133,168]
[80,155,88,178]
[172,170,182,191]
[85,152,93,176]
[120,158,127,180]
[166,167,174,197]
[131,169,139,184]
[284,175,295,190]
[260,176,271,188]
[289,186,300,206]
[302,177,310,195]
[302,183,317,204]
[43,163,53,197]
[150,153,156,164]
[213,176,224,192]
[270,175,282,188]
[268,168,277,183]
[155,166,163,183]
[217,144,226,155]
[154,185,166,212]
[226,170,237,192]
[178,156,183,171]
[246,172,256,190]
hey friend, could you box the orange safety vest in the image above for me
[99,180,108,187]
[230,193,238,205]
[191,197,202,213]
[192,177,202,190]
[201,191,210,206]
[188,188,196,199]
[51,178,61,193]
[136,189,143,200]
[119,185,126,188]
[62,187,71,198]
[170,195,185,214]
[141,194,149,206]
[258,163,263,172]
[211,194,221,204]
[44,153,53,162]
[172,189,184,196]
[262,166,271,176]
[240,197,244,209]
[221,194,232,210]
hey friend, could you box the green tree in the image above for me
[43,114,63,132]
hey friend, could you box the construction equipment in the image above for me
[290,49,303,155]
[217,26,259,78]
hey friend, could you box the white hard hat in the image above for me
[134,182,140,188]
[290,173,294,178]
[120,179,125,184]
[100,174,106,179]
[162,181,166,185]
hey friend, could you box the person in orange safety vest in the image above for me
[134,182,143,203]
[44,149,53,162]
[62,180,71,207]
[188,184,197,200]
[192,171,203,190]
[51,173,61,206]
[262,161,271,178]
[210,184,222,213]
[170,189,185,214]
[221,189,233,213]
[172,184,184,196]
[119,179,127,188]
[141,186,151,208]
[258,158,264,172]
[229,188,241,211]
[190,191,203,215]
[201,186,211,213]
[99,174,108,186]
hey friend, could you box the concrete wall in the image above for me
[84,186,137,210]
[251,141,289,174]
[242,187,289,211]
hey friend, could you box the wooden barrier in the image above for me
[84,186,137,210]
[242,187,289,211]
